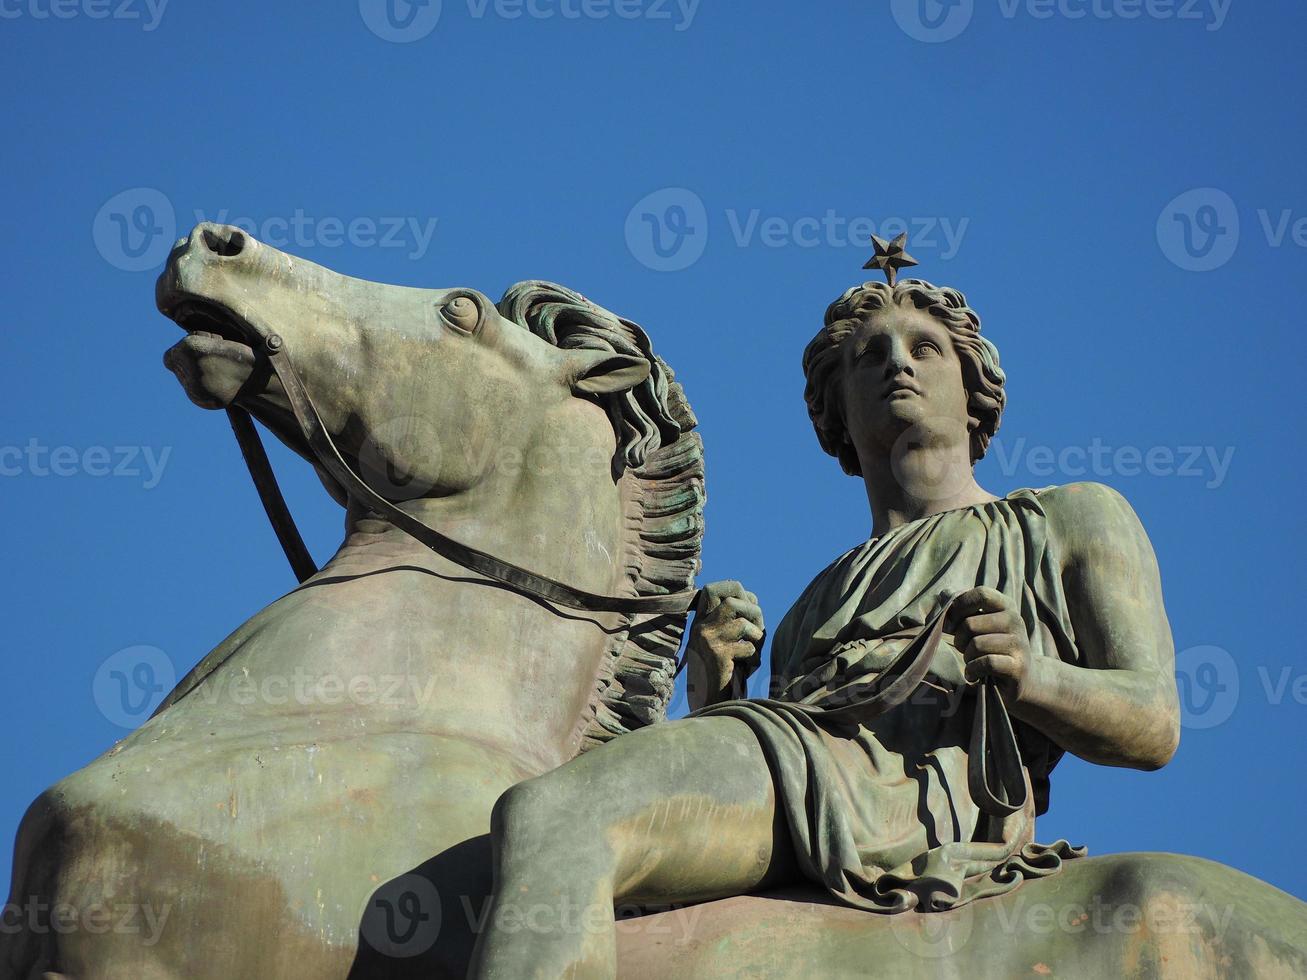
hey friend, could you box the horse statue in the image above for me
[6,226,1307,980]
[3,223,705,978]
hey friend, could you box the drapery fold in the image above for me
[695,489,1086,913]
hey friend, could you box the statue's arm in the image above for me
[1011,482,1180,771]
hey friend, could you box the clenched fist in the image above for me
[945,586,1031,704]
[686,580,765,711]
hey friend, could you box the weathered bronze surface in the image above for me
[616,853,1307,977]
[5,229,1305,979]
[467,276,1307,977]
[3,224,704,978]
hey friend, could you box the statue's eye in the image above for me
[855,342,884,364]
[913,342,940,358]
[440,295,481,333]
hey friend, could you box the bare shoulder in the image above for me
[1035,482,1155,572]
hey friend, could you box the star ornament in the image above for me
[863,232,919,286]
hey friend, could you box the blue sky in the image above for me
[2,0,1305,909]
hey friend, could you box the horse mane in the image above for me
[497,281,705,752]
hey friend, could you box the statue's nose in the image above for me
[884,347,914,378]
[166,222,253,268]
[192,222,249,257]
[157,223,259,313]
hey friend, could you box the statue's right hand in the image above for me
[686,580,765,710]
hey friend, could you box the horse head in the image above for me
[160,222,666,504]
[156,222,704,752]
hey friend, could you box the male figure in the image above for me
[470,276,1180,978]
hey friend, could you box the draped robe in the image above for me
[696,488,1085,913]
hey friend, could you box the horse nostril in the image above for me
[202,227,246,257]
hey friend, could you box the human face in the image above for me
[840,303,971,462]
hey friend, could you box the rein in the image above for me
[230,334,711,616]
[226,333,702,616]
[740,594,1028,819]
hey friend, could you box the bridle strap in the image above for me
[230,333,701,616]
[226,406,318,584]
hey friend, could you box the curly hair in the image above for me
[802,279,1005,475]
[497,280,684,470]
[498,280,705,750]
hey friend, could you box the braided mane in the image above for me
[497,282,705,751]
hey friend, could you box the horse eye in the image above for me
[440,295,480,333]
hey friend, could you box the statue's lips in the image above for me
[160,296,260,360]
[885,384,922,400]
[159,295,264,409]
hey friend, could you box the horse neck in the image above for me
[324,415,628,595]
[294,423,631,767]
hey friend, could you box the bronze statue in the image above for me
[3,224,705,978]
[470,244,1307,978]
[5,228,1306,979]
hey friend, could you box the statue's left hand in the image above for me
[946,587,1031,703]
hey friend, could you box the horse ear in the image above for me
[566,349,651,396]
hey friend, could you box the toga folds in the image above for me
[695,488,1085,913]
